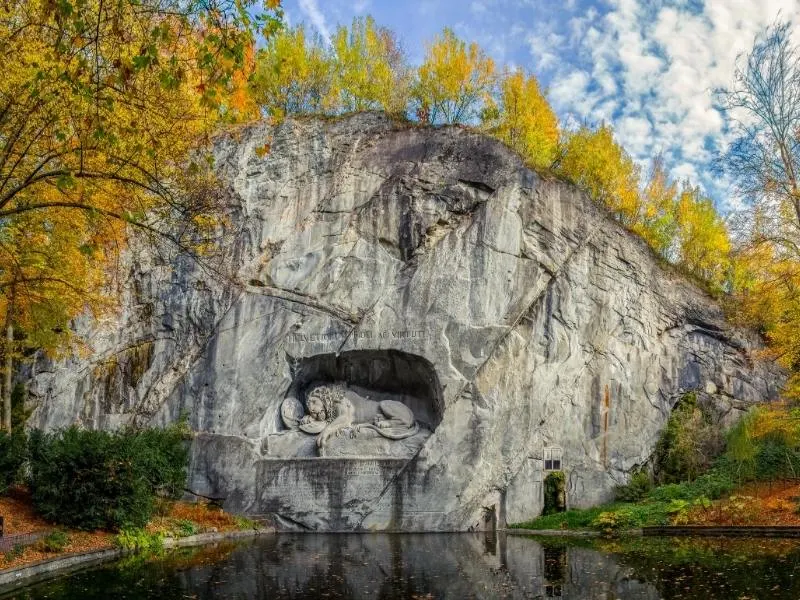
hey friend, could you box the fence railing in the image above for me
[0,531,48,554]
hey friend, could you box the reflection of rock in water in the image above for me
[168,534,662,600]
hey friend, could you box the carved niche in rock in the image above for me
[281,382,421,456]
[270,350,440,458]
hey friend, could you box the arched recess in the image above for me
[284,350,443,430]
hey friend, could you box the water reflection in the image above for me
[6,533,800,599]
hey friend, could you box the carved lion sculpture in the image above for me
[299,383,419,453]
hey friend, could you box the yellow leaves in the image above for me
[413,28,495,124]
[732,243,800,397]
[675,187,731,291]
[0,0,275,359]
[557,125,641,225]
[250,25,334,117]
[486,68,559,170]
[331,17,409,114]
[251,16,409,118]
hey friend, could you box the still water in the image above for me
[3,532,800,599]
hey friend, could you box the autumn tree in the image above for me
[483,68,559,170]
[412,28,495,124]
[328,17,410,115]
[557,125,641,225]
[250,25,333,118]
[634,156,679,259]
[674,186,732,292]
[719,21,800,258]
[0,0,282,431]
[717,21,800,395]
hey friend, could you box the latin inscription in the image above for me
[288,328,427,345]
[260,460,404,510]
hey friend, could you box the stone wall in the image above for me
[24,113,782,531]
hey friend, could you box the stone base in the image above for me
[255,457,412,531]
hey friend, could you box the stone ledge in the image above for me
[162,529,273,548]
[0,548,121,592]
[0,529,273,594]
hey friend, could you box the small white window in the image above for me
[543,447,562,471]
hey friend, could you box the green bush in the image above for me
[4,543,24,562]
[654,392,723,484]
[543,471,566,516]
[0,429,27,495]
[647,469,734,502]
[615,469,652,502]
[27,422,189,531]
[36,530,70,553]
[115,527,165,555]
[174,519,199,537]
[592,509,635,536]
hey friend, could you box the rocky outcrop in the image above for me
[24,113,782,531]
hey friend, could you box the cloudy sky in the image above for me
[280,0,800,210]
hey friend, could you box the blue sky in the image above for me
[280,0,800,210]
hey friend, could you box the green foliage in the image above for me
[11,383,32,430]
[723,406,800,482]
[654,392,724,484]
[511,506,608,530]
[115,528,165,555]
[614,469,652,502]
[647,469,734,502]
[174,519,199,537]
[0,428,27,495]
[514,500,673,532]
[234,515,258,531]
[592,509,635,536]
[3,543,25,562]
[36,530,70,553]
[27,422,189,530]
[543,471,566,516]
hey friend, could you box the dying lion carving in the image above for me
[299,383,419,452]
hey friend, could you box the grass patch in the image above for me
[512,500,674,531]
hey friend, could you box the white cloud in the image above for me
[546,0,800,199]
[549,69,591,109]
[298,0,331,41]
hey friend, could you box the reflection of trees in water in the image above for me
[543,546,566,598]
[24,534,750,600]
[604,538,800,600]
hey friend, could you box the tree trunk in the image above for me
[2,321,11,433]
[2,293,12,433]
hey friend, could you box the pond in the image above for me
[4,532,800,599]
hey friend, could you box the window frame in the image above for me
[543,446,563,471]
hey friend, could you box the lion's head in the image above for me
[305,383,345,423]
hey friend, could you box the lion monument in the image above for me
[295,382,419,453]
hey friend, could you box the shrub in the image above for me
[174,519,199,537]
[4,543,25,562]
[234,515,258,531]
[543,471,566,515]
[0,429,27,495]
[654,392,723,484]
[27,422,189,531]
[592,510,635,536]
[115,528,164,555]
[615,469,652,502]
[647,469,734,502]
[36,530,70,553]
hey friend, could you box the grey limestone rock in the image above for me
[23,113,783,531]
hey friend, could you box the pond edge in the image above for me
[0,529,273,595]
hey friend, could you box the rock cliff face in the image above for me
[25,113,781,531]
